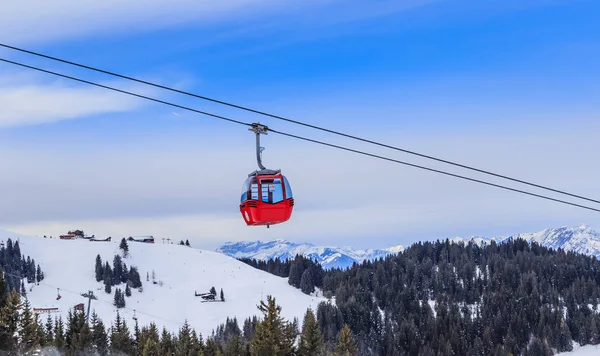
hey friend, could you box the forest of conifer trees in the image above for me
[3,237,600,355]
[241,238,600,355]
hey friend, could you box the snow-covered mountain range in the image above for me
[485,224,600,259]
[0,229,326,337]
[217,225,600,269]
[216,239,404,270]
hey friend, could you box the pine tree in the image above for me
[0,267,8,308]
[224,334,244,356]
[176,320,194,355]
[298,308,324,356]
[113,255,123,285]
[95,254,104,282]
[0,289,20,351]
[288,259,302,288]
[210,286,217,296]
[300,269,315,294]
[103,262,112,293]
[590,315,599,345]
[159,327,175,355]
[20,298,40,352]
[142,337,160,356]
[220,288,225,301]
[129,266,143,288]
[110,312,134,355]
[54,317,65,351]
[36,264,44,283]
[114,288,126,308]
[335,324,358,356]
[126,284,132,297]
[44,314,54,345]
[69,310,92,353]
[35,315,46,349]
[185,239,190,247]
[120,238,129,257]
[90,311,109,355]
[250,295,296,356]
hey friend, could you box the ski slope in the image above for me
[4,230,327,337]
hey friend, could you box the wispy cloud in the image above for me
[0,64,184,127]
[1,0,436,45]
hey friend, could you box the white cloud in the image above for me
[0,0,436,45]
[0,68,163,127]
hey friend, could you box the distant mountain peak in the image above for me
[217,240,403,269]
[217,225,600,269]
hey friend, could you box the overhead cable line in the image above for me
[0,57,250,128]
[1,42,598,205]
[1,57,599,214]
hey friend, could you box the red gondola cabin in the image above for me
[240,171,294,227]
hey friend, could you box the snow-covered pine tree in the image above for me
[126,284,132,297]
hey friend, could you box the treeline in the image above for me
[238,257,291,278]
[0,238,45,296]
[239,255,325,295]
[241,238,600,355]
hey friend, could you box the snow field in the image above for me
[8,232,327,338]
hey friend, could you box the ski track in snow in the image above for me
[1,230,328,337]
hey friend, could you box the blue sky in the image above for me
[0,0,599,249]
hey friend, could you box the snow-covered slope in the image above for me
[556,343,600,355]
[216,239,404,269]
[1,230,326,337]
